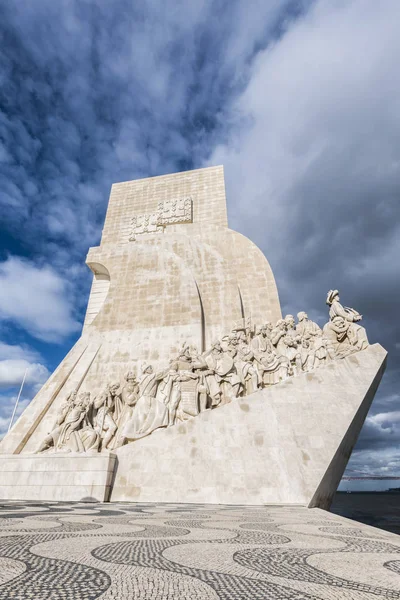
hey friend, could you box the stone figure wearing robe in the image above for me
[37,390,95,453]
[114,372,139,448]
[123,364,167,441]
[296,312,321,339]
[252,325,289,385]
[270,319,287,352]
[156,361,182,426]
[74,392,99,452]
[298,338,316,371]
[204,341,241,405]
[273,315,301,374]
[234,340,260,394]
[94,383,121,450]
[39,392,96,453]
[296,312,328,368]
[56,397,87,451]
[54,389,77,430]
[271,319,298,369]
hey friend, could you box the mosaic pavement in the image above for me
[0,501,399,599]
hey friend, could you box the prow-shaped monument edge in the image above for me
[308,344,387,509]
[0,166,387,504]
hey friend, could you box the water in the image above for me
[338,478,400,493]
[330,492,400,536]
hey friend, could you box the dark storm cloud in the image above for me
[0,0,296,329]
[0,0,295,263]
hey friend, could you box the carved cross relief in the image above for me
[129,197,193,241]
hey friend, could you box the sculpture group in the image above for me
[37,290,369,455]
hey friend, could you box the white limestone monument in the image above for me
[0,166,387,507]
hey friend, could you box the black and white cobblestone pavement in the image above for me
[0,500,399,599]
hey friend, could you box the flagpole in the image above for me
[8,368,28,432]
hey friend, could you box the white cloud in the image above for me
[0,359,49,390]
[0,395,31,438]
[0,343,49,436]
[0,256,80,342]
[0,342,49,390]
[368,411,400,427]
[0,341,41,362]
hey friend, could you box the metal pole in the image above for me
[8,368,28,432]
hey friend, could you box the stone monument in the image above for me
[0,166,387,507]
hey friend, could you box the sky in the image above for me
[0,0,399,485]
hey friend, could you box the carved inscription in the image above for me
[129,197,193,241]
[158,197,193,225]
[129,213,162,241]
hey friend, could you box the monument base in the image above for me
[0,452,116,502]
[111,344,386,507]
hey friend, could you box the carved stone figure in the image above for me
[123,364,167,441]
[324,290,369,356]
[234,340,260,394]
[223,334,238,358]
[190,350,210,412]
[271,318,300,375]
[296,312,327,369]
[75,392,99,452]
[270,319,287,351]
[156,361,182,426]
[114,372,139,447]
[56,395,88,452]
[56,389,78,428]
[311,330,329,367]
[264,321,274,337]
[252,326,271,356]
[37,390,89,453]
[176,343,194,371]
[204,341,241,405]
[283,315,303,374]
[296,312,322,339]
[299,338,316,371]
[169,346,203,419]
[231,328,247,345]
[94,383,121,450]
[252,325,289,384]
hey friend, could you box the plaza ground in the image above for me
[0,499,399,599]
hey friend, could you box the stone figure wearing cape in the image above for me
[123,364,168,440]
[204,341,241,405]
[252,325,289,384]
[114,372,139,447]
